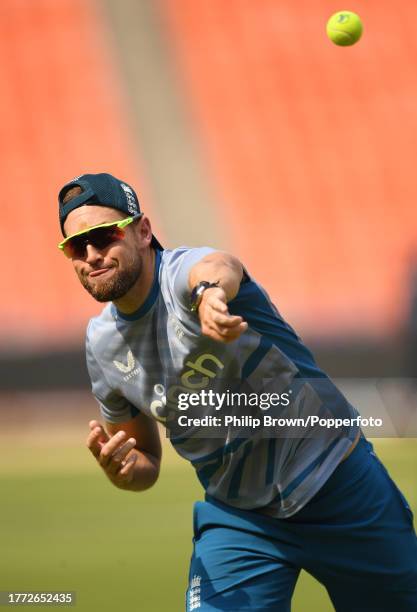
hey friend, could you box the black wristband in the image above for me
[190,281,220,312]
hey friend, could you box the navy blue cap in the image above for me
[58,172,163,250]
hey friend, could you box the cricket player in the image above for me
[58,173,417,611]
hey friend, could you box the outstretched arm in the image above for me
[188,251,248,343]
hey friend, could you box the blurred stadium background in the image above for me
[0,1,416,610]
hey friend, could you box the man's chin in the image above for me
[89,290,114,303]
[81,276,136,303]
[79,276,112,301]
[84,284,126,303]
[78,259,142,304]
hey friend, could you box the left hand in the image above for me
[198,286,248,343]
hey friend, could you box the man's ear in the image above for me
[136,215,153,246]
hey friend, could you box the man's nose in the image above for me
[85,243,104,264]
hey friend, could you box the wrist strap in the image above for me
[190,281,220,312]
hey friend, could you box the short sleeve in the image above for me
[85,324,140,423]
[162,246,217,309]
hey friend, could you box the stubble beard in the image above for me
[79,250,143,303]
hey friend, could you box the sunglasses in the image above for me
[58,214,142,259]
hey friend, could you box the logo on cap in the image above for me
[69,175,82,183]
[120,183,138,215]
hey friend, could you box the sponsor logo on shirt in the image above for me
[188,575,201,610]
[169,314,185,342]
[150,353,224,422]
[113,350,140,381]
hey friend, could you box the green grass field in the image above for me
[1,435,416,612]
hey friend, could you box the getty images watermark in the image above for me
[174,390,382,432]
[176,412,383,431]
[158,378,417,439]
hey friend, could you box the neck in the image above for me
[113,247,156,314]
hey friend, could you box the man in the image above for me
[58,173,417,611]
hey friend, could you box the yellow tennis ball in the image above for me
[326,11,363,46]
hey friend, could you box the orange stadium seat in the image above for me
[0,0,159,348]
[161,0,417,337]
[2,0,417,347]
